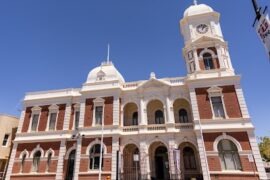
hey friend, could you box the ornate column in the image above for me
[78,100,86,128]
[63,103,72,130]
[56,139,67,180]
[193,47,201,71]
[139,97,147,125]
[111,136,120,179]
[113,96,120,126]
[168,139,177,178]
[247,131,268,180]
[139,140,150,179]
[234,84,250,119]
[215,44,226,69]
[73,137,82,180]
[165,96,174,124]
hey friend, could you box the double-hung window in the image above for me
[2,134,9,146]
[74,111,80,129]
[48,113,57,131]
[31,114,39,132]
[211,97,225,118]
[95,106,103,125]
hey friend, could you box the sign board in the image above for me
[248,154,254,162]
[173,149,181,173]
[256,13,270,60]
[133,154,139,162]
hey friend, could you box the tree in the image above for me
[258,137,270,162]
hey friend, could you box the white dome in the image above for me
[86,62,125,83]
[184,4,213,17]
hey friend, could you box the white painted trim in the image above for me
[45,148,55,157]
[86,138,108,155]
[207,86,229,119]
[72,103,80,130]
[28,106,41,132]
[65,144,76,159]
[30,144,45,158]
[213,133,242,152]
[92,97,105,127]
[198,48,217,59]
[46,108,59,131]
[19,149,29,158]
[122,142,140,152]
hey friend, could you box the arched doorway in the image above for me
[149,142,170,180]
[122,144,140,180]
[179,143,202,180]
[65,150,76,180]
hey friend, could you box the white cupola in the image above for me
[86,61,125,84]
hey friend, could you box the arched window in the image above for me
[132,112,138,126]
[20,153,27,172]
[65,150,76,180]
[218,139,242,170]
[46,152,52,172]
[155,110,164,124]
[183,147,197,170]
[32,151,41,172]
[89,144,103,170]
[203,53,214,70]
[179,109,189,123]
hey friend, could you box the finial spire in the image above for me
[107,44,110,63]
[193,0,198,5]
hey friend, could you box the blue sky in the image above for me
[0,0,269,137]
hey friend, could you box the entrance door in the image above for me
[155,146,169,180]
[65,150,76,180]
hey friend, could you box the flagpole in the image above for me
[98,111,104,180]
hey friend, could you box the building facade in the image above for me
[5,2,268,180]
[0,114,19,179]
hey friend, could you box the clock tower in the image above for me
[180,2,235,79]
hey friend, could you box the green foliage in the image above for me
[258,137,270,162]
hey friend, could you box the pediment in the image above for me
[192,35,222,44]
[207,86,223,93]
[138,78,169,90]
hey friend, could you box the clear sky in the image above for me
[0,0,269,137]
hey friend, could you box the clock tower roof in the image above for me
[184,3,213,17]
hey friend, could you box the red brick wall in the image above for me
[84,97,114,127]
[13,142,61,174]
[195,85,242,119]
[204,132,251,151]
[38,106,49,131]
[197,47,220,70]
[69,104,75,130]
[11,175,55,180]
[204,132,255,172]
[21,104,66,132]
[56,104,66,130]
[199,58,220,70]
[210,175,258,180]
[79,174,111,180]
[208,156,222,171]
[21,107,32,132]
[80,137,112,172]
[104,97,113,125]
[223,86,242,118]
[195,88,212,119]
[84,99,94,127]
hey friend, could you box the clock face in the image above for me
[196,24,209,34]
